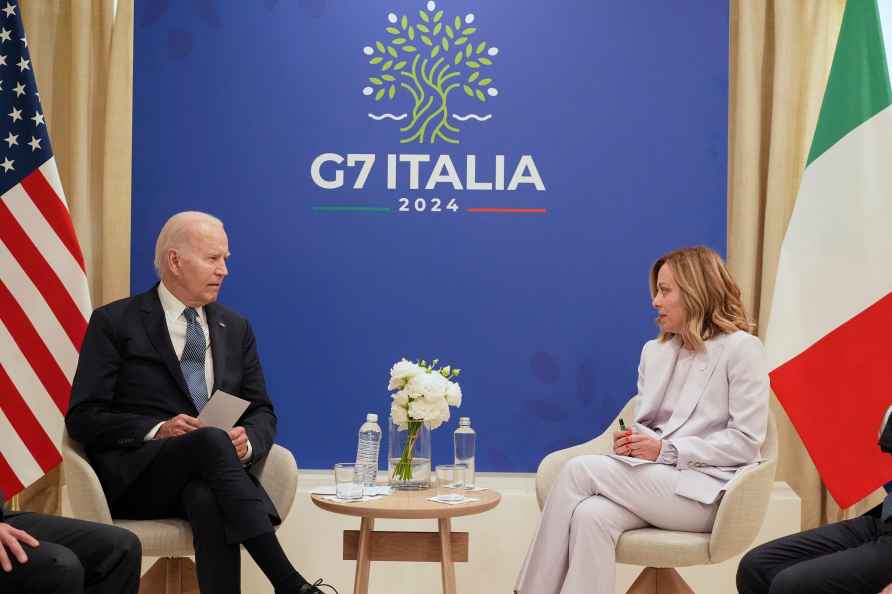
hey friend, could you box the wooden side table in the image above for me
[311,487,501,594]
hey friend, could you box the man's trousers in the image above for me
[0,511,141,594]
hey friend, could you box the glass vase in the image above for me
[388,416,432,490]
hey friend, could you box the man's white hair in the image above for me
[153,211,224,277]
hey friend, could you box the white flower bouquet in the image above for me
[389,358,462,482]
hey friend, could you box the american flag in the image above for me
[0,1,91,498]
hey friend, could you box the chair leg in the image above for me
[139,557,199,594]
[626,567,694,594]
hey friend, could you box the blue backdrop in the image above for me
[131,0,728,471]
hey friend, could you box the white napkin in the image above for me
[320,494,385,503]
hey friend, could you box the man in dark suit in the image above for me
[66,211,333,594]
[736,406,892,593]
[0,494,140,593]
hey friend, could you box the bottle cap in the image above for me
[367,413,378,422]
[459,416,470,425]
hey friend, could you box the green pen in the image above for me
[618,418,627,432]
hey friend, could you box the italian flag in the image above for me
[766,0,892,509]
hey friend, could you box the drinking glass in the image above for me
[334,462,364,500]
[435,464,466,502]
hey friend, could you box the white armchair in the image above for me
[536,397,778,594]
[62,431,299,594]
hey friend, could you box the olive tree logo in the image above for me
[362,1,500,144]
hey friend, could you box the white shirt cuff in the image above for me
[145,422,164,441]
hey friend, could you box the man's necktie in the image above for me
[180,307,209,412]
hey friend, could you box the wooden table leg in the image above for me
[353,517,374,594]
[438,518,457,594]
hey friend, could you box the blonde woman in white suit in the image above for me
[515,246,769,594]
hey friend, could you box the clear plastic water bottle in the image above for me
[453,417,476,489]
[355,413,382,487]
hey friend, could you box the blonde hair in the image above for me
[650,246,753,350]
[154,211,224,277]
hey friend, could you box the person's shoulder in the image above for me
[715,330,764,362]
[206,301,251,330]
[721,329,761,348]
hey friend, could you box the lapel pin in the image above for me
[218,321,226,328]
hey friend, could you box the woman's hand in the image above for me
[614,432,661,461]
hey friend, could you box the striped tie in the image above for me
[180,307,209,412]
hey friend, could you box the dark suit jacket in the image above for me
[65,285,277,504]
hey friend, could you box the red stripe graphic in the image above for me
[0,200,86,349]
[0,282,71,414]
[467,208,547,213]
[770,291,892,508]
[0,365,61,473]
[21,169,85,271]
[0,452,24,500]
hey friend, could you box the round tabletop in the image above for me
[311,487,501,520]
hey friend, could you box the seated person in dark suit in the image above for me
[66,211,334,594]
[0,494,140,594]
[737,405,892,594]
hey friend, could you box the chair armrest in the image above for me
[707,458,776,563]
[251,444,299,522]
[535,397,639,508]
[61,433,113,524]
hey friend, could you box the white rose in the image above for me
[407,372,449,402]
[445,381,462,407]
[389,359,424,390]
[390,402,409,430]
[392,389,410,407]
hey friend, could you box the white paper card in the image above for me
[198,390,251,429]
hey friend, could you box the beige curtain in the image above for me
[728,0,884,529]
[14,0,133,514]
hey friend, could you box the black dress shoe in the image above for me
[298,578,339,594]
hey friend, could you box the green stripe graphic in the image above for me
[807,0,892,166]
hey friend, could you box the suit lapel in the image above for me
[636,338,681,426]
[205,304,227,394]
[140,287,191,400]
[661,335,726,438]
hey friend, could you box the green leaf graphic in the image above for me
[376,41,385,52]
[453,50,463,65]
[463,84,473,97]
[382,59,393,71]
[401,15,408,29]
[476,41,486,55]
[475,88,486,102]
[408,27,415,40]
[386,27,400,35]
[417,23,429,33]
[382,74,396,81]
[433,22,442,36]
[455,36,467,46]
[466,60,480,68]
[394,61,407,70]
[431,45,440,58]
[388,46,399,58]
[393,38,406,46]
[479,77,492,86]
[370,77,382,85]
[434,10,443,22]
[462,27,477,35]
[465,44,472,58]
[441,37,449,51]
[468,71,479,82]
[419,10,429,23]
[446,25,454,39]
[454,16,461,29]
[402,45,417,52]
[389,84,396,99]
[375,88,385,101]
[421,35,432,46]
[479,57,492,65]
[370,57,383,64]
